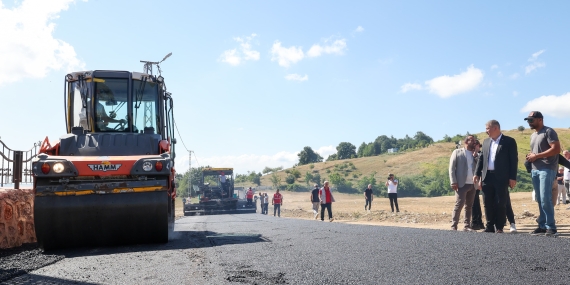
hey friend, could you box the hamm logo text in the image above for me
[88,164,122,172]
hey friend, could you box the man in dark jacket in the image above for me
[473,120,518,233]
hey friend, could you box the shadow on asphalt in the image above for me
[4,273,100,285]
[47,230,269,258]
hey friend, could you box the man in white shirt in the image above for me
[449,135,477,231]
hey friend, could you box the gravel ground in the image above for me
[4,214,570,284]
[0,243,64,283]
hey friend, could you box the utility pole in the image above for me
[188,150,192,198]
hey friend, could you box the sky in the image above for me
[2,0,570,175]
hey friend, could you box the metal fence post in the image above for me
[13,151,22,189]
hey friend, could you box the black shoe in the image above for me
[545,229,559,237]
[483,227,495,233]
[530,227,547,235]
[471,224,482,230]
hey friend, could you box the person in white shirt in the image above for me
[385,174,399,213]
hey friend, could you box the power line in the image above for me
[173,119,190,152]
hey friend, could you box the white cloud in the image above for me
[315,145,335,160]
[285,73,308,81]
[400,83,423,93]
[490,64,498,70]
[525,62,545,74]
[218,33,260,66]
[219,49,241,66]
[175,145,337,174]
[0,0,84,86]
[424,65,484,98]
[525,49,545,74]
[270,41,304,68]
[513,91,519,97]
[521,92,570,118]
[307,39,347,57]
[355,26,364,33]
[510,73,520,79]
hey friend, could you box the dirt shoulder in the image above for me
[269,191,570,235]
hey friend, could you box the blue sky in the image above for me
[1,0,570,174]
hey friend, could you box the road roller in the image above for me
[32,67,177,250]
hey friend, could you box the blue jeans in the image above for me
[532,169,556,230]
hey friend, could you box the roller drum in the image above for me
[34,191,168,250]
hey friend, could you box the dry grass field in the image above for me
[252,128,570,190]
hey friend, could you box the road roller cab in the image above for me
[32,69,176,250]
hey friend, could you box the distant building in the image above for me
[387,148,399,153]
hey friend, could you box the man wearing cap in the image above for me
[525,111,560,236]
[473,120,518,233]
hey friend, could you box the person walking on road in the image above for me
[474,120,518,234]
[364,184,373,211]
[263,193,269,214]
[246,187,254,206]
[319,181,335,222]
[385,174,399,213]
[525,111,560,236]
[449,135,478,231]
[310,184,320,219]
[272,189,283,217]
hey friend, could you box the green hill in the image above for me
[257,128,570,197]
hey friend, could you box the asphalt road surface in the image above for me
[4,214,570,284]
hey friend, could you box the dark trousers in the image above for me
[506,191,515,224]
[274,204,281,216]
[481,172,509,231]
[471,190,484,226]
[263,203,268,214]
[321,203,332,220]
[247,198,252,206]
[365,198,372,210]
[388,193,399,212]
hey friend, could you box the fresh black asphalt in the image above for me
[3,213,570,284]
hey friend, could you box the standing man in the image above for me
[385,174,399,213]
[525,111,560,236]
[264,193,269,214]
[219,172,227,193]
[449,135,477,231]
[364,184,373,211]
[246,187,254,206]
[319,181,335,222]
[563,151,570,204]
[471,140,485,230]
[473,120,518,233]
[272,189,283,217]
[310,184,320,219]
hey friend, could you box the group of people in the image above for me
[450,112,565,236]
[254,189,283,216]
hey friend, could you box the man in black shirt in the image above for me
[310,184,320,219]
[364,184,373,211]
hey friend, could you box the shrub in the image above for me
[285,174,296,184]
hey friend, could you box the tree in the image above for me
[297,146,323,165]
[518,126,525,133]
[285,174,296,184]
[262,166,283,174]
[290,168,301,179]
[305,172,314,187]
[336,142,357,160]
[311,173,321,185]
[270,173,282,189]
[326,153,338,161]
